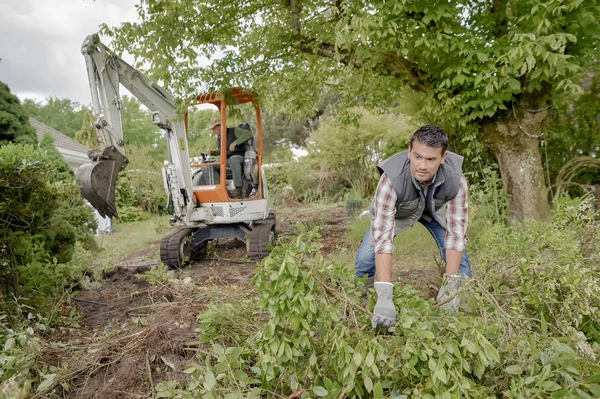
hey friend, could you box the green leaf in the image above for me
[505,365,523,375]
[373,382,384,398]
[4,337,15,351]
[354,352,363,366]
[204,370,216,391]
[36,374,56,393]
[460,337,477,354]
[312,386,328,397]
[435,368,448,384]
[364,376,374,393]
[365,352,374,367]
[584,384,600,396]
[541,381,562,391]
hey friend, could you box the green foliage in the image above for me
[0,312,42,395]
[467,167,509,244]
[102,0,600,221]
[38,133,75,182]
[266,108,420,205]
[186,107,218,156]
[74,110,100,149]
[260,91,339,156]
[152,197,600,398]
[114,145,167,217]
[121,95,163,149]
[198,300,259,346]
[104,1,599,128]
[0,144,96,308]
[0,81,36,145]
[21,97,88,138]
[286,157,345,204]
[471,196,600,345]
[545,72,600,194]
[135,263,174,286]
[310,108,417,198]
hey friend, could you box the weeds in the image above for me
[151,195,600,398]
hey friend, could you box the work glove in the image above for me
[371,282,396,329]
[436,273,469,312]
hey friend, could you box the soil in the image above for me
[39,203,442,398]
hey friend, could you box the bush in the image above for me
[471,196,600,346]
[309,108,416,199]
[114,146,168,217]
[153,199,600,398]
[0,143,96,308]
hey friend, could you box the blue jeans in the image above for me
[354,219,472,278]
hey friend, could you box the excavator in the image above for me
[76,33,276,268]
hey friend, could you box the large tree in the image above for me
[0,81,36,145]
[102,0,600,221]
[21,97,88,138]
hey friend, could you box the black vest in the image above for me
[377,150,464,230]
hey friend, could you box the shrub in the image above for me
[0,143,96,308]
[154,204,600,398]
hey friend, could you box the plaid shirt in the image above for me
[371,173,468,254]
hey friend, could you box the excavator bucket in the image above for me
[76,146,128,219]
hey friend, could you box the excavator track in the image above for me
[247,217,276,260]
[160,228,206,269]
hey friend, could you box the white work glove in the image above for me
[436,273,469,312]
[371,282,396,329]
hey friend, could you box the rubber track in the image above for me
[247,221,275,259]
[160,227,195,268]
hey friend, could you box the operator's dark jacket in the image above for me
[373,150,464,234]
[212,127,253,157]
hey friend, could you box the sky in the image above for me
[0,0,139,106]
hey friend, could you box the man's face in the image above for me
[212,124,221,135]
[408,139,447,183]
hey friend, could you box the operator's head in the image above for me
[408,125,448,183]
[209,118,221,135]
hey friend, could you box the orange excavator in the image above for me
[76,34,276,268]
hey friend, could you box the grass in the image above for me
[94,215,172,267]
[345,214,441,273]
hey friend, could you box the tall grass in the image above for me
[94,215,171,266]
[345,215,440,272]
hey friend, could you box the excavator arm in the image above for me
[76,34,194,221]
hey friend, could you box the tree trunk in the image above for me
[480,108,551,222]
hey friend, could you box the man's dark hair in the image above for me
[409,125,448,153]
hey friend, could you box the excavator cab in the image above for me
[76,34,275,269]
[188,88,264,203]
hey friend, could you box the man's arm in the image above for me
[233,127,253,146]
[371,174,398,329]
[444,175,469,274]
[375,253,393,282]
[371,174,397,282]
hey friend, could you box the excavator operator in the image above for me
[207,118,254,198]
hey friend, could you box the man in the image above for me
[354,125,471,329]
[207,118,253,198]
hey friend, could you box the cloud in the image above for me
[0,0,138,105]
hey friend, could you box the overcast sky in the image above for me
[0,0,139,106]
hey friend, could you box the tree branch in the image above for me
[286,2,429,92]
[381,52,431,92]
[289,0,301,34]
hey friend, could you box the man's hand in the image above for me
[371,282,396,329]
[229,142,236,152]
[207,148,213,155]
[436,273,469,312]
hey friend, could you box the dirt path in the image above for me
[40,203,440,398]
